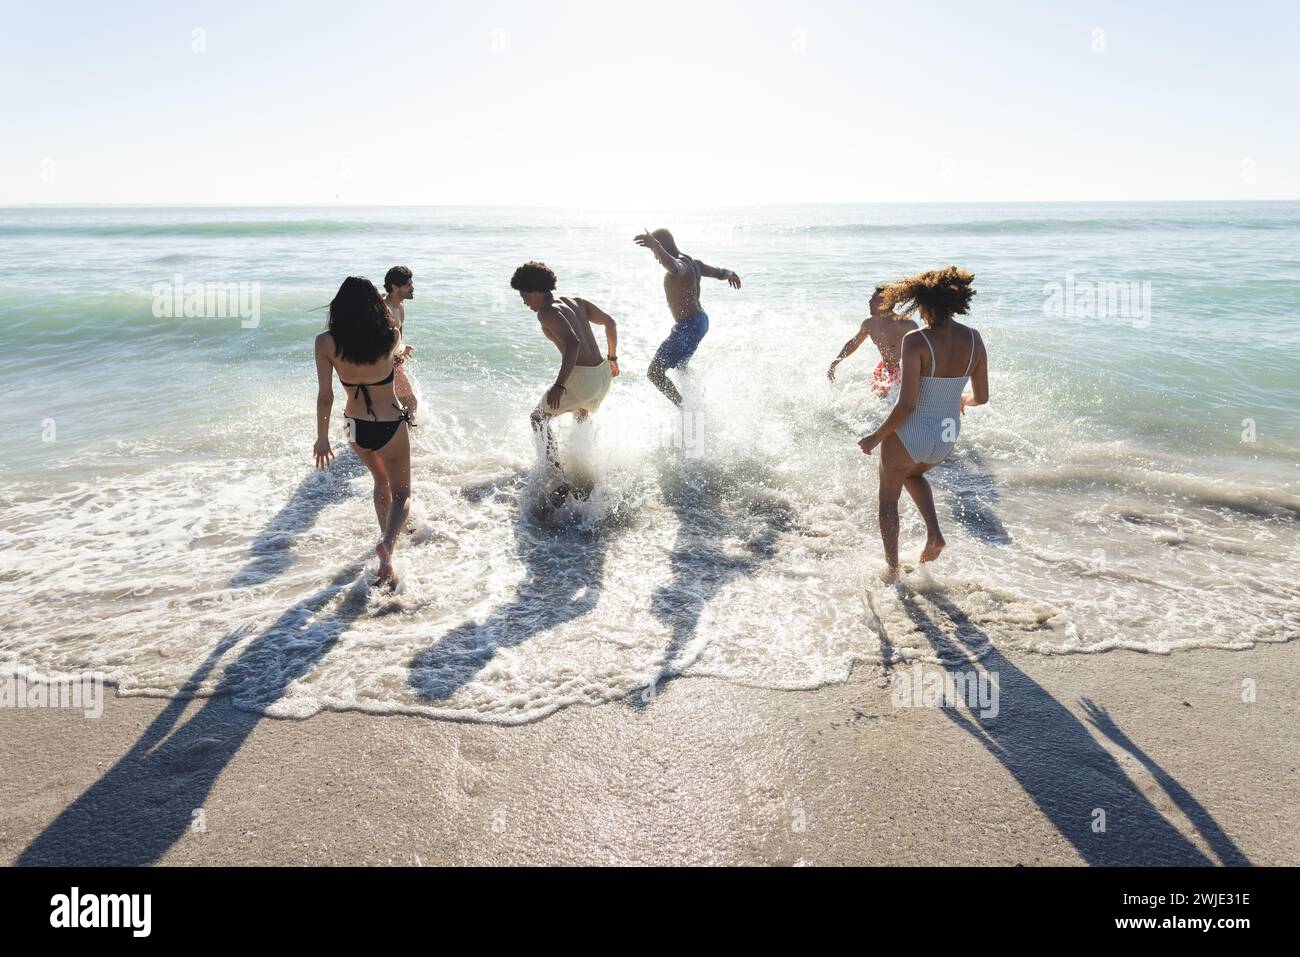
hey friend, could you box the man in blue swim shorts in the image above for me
[634,227,742,405]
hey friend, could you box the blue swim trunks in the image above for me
[651,311,709,370]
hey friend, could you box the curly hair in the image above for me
[383,265,412,292]
[327,276,398,365]
[510,261,557,294]
[879,266,976,327]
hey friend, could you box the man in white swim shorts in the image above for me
[511,260,620,482]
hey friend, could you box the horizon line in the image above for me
[3,197,1298,211]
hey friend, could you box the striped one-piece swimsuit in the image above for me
[895,328,975,465]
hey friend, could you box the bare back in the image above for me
[908,320,981,377]
[541,296,604,366]
[868,316,918,366]
[317,331,402,421]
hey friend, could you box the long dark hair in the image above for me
[327,276,397,364]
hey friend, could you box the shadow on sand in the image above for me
[17,457,378,865]
[17,564,369,865]
[407,478,610,704]
[633,458,794,708]
[893,586,1247,865]
[932,447,1011,546]
[229,450,365,587]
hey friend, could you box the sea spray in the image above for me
[1,202,1296,724]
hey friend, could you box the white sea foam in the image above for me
[2,363,1295,724]
[2,204,1297,724]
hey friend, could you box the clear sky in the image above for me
[2,0,1298,206]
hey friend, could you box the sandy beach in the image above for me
[4,0,1299,898]
[4,640,1294,867]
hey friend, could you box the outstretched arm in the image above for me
[858,333,923,455]
[828,319,872,381]
[313,333,336,468]
[633,231,687,275]
[696,259,742,289]
[578,298,620,377]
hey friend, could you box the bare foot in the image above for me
[879,564,900,584]
[920,535,946,563]
[375,542,397,589]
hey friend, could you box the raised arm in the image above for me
[313,332,336,469]
[858,332,923,455]
[578,298,620,377]
[828,318,872,381]
[634,231,687,275]
[695,259,742,289]
[961,330,989,413]
[538,306,580,409]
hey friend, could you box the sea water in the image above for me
[0,203,1296,722]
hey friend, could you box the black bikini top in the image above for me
[338,367,396,420]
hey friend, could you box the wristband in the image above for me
[608,355,618,361]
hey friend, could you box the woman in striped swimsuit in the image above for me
[857,267,989,580]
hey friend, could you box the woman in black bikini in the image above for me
[313,276,413,587]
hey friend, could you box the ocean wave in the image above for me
[1,414,1296,725]
[739,216,1300,238]
[2,203,1298,725]
[0,287,330,347]
[0,218,374,238]
[1001,463,1300,520]
[0,218,589,239]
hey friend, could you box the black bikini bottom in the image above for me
[347,407,413,451]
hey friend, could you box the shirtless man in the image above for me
[634,228,741,405]
[827,284,918,397]
[511,261,619,488]
[382,266,418,423]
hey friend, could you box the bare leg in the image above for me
[878,481,903,579]
[903,473,945,562]
[530,408,562,472]
[373,424,412,588]
[531,407,572,505]
[351,447,393,534]
[373,482,393,534]
[647,361,682,406]
[876,434,916,580]
[378,488,410,556]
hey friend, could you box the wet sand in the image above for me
[2,642,1296,866]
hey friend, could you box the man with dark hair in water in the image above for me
[383,265,417,423]
[510,261,619,494]
[634,228,741,405]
